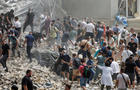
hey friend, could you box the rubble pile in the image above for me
[0,41,101,90]
[32,46,59,67]
[0,49,63,90]
[0,0,67,18]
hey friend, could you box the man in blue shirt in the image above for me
[87,56,95,84]
[106,46,112,58]
[24,32,34,62]
[113,24,120,35]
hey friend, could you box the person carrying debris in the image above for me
[23,8,35,33]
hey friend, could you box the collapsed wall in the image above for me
[0,0,67,19]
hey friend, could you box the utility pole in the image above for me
[126,0,128,17]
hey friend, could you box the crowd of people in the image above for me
[0,9,35,90]
[51,16,140,90]
[0,8,140,90]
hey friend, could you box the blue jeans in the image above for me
[80,77,87,87]
[87,68,95,83]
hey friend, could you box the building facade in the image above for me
[62,0,140,19]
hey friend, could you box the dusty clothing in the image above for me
[117,73,130,89]
[97,65,113,87]
[26,12,34,24]
[23,12,35,32]
[49,25,59,39]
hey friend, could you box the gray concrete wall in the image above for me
[62,0,118,19]
[111,0,118,18]
[137,0,140,15]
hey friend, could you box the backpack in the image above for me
[121,30,126,38]
[82,65,91,78]
[73,58,81,69]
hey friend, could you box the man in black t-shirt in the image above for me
[0,40,10,72]
[128,38,137,55]
[125,56,139,88]
[61,49,71,81]
[22,70,33,90]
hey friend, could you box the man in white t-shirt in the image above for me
[85,21,95,39]
[14,16,21,36]
[115,68,130,90]
[109,57,120,80]
[121,46,133,62]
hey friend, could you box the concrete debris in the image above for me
[0,54,63,90]
[0,0,67,19]
[0,40,102,90]
[32,46,59,67]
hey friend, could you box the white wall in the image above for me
[62,0,118,19]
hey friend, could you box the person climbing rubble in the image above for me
[23,8,35,33]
